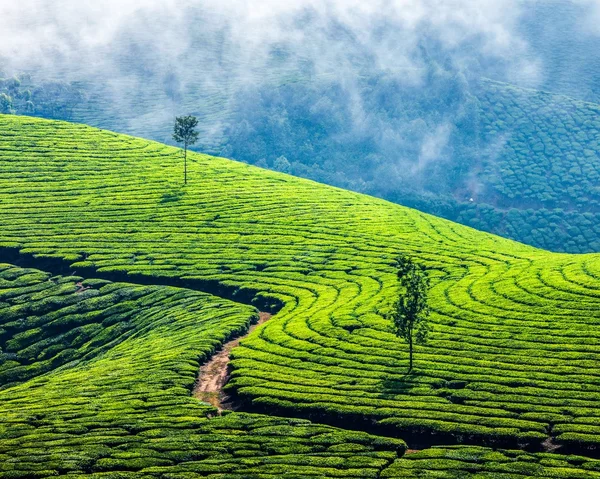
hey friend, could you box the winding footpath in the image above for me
[193,312,272,412]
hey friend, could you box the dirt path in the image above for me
[193,312,272,412]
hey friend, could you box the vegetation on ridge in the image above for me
[5,65,600,254]
[1,114,600,476]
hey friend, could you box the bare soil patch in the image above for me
[193,312,272,412]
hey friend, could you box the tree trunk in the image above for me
[184,143,187,185]
[408,336,413,373]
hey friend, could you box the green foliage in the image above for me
[0,93,13,114]
[10,66,600,253]
[0,262,403,477]
[173,115,199,149]
[388,255,431,372]
[1,115,600,475]
[384,446,600,478]
[0,74,84,119]
[222,76,600,254]
[173,115,200,184]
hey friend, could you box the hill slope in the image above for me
[0,263,404,477]
[222,76,600,254]
[5,0,600,255]
[5,69,600,255]
[1,115,600,476]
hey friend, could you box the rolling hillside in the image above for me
[0,263,403,477]
[222,76,600,254]
[5,69,600,255]
[1,114,600,477]
[3,0,600,255]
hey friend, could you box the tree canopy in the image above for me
[388,254,431,373]
[173,115,199,184]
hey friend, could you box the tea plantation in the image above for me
[0,263,405,477]
[449,79,600,253]
[385,446,600,478]
[8,66,600,254]
[1,114,600,476]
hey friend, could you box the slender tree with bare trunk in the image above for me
[388,254,431,373]
[173,115,199,184]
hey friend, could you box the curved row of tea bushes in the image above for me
[0,115,599,454]
[385,446,600,478]
[0,263,405,478]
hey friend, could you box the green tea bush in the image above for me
[0,263,404,477]
[383,446,600,478]
[1,115,600,476]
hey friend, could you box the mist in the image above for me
[0,0,541,157]
[0,0,538,102]
[2,0,600,254]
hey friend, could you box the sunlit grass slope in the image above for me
[1,115,600,457]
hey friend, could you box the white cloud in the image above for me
[0,0,535,78]
[0,0,544,173]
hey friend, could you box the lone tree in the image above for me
[173,115,199,184]
[388,254,431,373]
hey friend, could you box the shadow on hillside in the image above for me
[159,189,186,204]
[379,371,424,398]
[0,246,284,314]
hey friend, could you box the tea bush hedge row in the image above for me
[0,115,599,455]
[0,262,405,477]
[385,445,600,478]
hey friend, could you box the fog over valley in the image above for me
[2,0,600,253]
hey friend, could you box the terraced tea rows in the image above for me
[229,252,600,448]
[478,79,600,213]
[386,446,600,478]
[11,63,600,253]
[0,115,600,468]
[0,263,405,477]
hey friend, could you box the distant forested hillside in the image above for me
[222,75,600,253]
[0,74,84,119]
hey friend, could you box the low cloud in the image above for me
[0,0,547,182]
[0,0,538,80]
